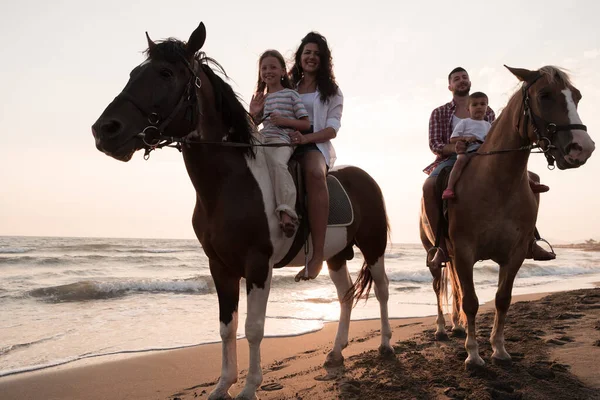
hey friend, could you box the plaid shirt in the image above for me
[423,100,495,174]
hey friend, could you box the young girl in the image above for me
[250,50,310,237]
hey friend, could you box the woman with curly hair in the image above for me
[251,32,343,281]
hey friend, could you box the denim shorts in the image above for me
[430,154,457,177]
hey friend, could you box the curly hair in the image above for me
[289,32,339,103]
[254,50,293,95]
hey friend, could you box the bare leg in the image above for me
[295,151,328,280]
[443,154,470,197]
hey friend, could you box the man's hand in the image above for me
[455,140,467,154]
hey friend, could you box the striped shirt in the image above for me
[261,89,308,142]
[423,100,495,174]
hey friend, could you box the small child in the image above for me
[442,92,491,200]
[441,92,549,200]
[251,50,311,237]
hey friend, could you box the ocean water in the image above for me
[1,235,600,377]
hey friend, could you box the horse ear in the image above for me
[504,65,536,82]
[186,22,206,58]
[145,32,157,52]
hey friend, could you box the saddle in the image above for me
[273,159,353,268]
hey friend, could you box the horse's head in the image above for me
[91,23,207,161]
[506,65,595,169]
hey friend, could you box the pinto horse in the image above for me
[92,22,392,399]
[420,66,595,368]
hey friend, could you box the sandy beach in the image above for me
[1,286,599,400]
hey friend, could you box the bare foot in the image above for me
[279,212,297,238]
[294,255,324,282]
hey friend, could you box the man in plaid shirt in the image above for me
[422,67,554,270]
[424,68,495,176]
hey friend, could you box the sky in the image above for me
[1,0,599,243]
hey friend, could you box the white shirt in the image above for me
[451,114,463,130]
[298,88,344,168]
[450,118,491,142]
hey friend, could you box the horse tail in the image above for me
[447,260,466,326]
[342,259,374,307]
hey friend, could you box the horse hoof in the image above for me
[234,394,258,400]
[208,392,233,400]
[464,356,485,370]
[451,328,466,338]
[378,344,395,359]
[324,352,344,368]
[435,331,449,341]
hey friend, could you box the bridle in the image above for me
[474,74,587,169]
[115,55,202,159]
[117,55,294,160]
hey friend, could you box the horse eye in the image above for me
[160,68,174,78]
[538,92,552,100]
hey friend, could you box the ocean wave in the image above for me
[476,262,600,279]
[385,251,405,259]
[388,269,432,283]
[28,279,212,302]
[0,248,33,254]
[0,254,191,267]
[0,332,70,357]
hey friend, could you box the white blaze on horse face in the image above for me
[562,89,595,164]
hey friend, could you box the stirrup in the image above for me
[426,246,447,268]
[533,237,556,257]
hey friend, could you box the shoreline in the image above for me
[0,291,570,400]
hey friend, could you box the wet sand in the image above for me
[1,288,599,400]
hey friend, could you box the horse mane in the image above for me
[537,65,573,87]
[145,39,256,158]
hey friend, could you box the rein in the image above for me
[121,55,295,160]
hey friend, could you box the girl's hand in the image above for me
[289,131,307,145]
[250,92,265,118]
[269,112,287,127]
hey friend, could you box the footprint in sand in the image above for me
[260,382,283,391]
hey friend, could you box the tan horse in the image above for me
[420,66,595,368]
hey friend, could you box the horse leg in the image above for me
[369,256,393,356]
[454,251,483,368]
[448,263,466,338]
[431,265,448,340]
[490,258,522,363]
[324,256,353,368]
[237,254,272,400]
[208,261,241,400]
[421,215,449,340]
